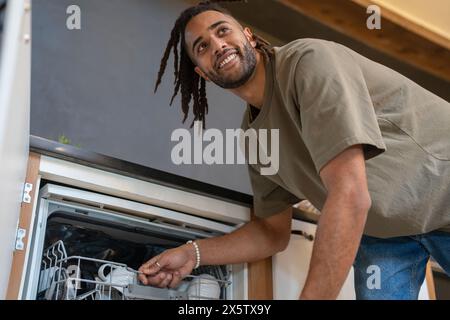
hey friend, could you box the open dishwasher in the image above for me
[21,183,247,300]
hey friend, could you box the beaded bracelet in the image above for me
[187,240,201,269]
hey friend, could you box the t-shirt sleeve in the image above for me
[294,40,387,174]
[248,165,301,218]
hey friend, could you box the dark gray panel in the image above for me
[31,0,253,194]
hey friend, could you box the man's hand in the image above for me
[138,244,197,289]
[300,145,371,299]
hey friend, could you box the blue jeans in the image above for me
[353,231,450,300]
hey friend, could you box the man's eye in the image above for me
[198,43,208,53]
[218,27,230,35]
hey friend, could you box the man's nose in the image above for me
[211,37,228,56]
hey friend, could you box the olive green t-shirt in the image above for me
[242,38,450,238]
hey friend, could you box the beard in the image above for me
[204,41,257,89]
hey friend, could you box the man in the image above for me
[139,1,450,299]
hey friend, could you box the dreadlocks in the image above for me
[154,0,271,128]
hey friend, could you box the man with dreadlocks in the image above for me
[139,1,450,300]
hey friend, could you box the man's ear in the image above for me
[243,27,257,48]
[195,66,210,82]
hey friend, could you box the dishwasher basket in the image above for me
[37,241,231,300]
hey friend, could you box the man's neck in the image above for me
[229,50,266,109]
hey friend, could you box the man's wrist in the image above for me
[183,243,197,267]
[185,240,201,269]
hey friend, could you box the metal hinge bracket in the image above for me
[22,183,33,204]
[15,228,27,251]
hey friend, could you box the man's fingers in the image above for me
[159,273,173,288]
[139,269,185,289]
[142,264,161,276]
[141,255,160,269]
[144,272,167,287]
[138,273,148,285]
[168,271,182,289]
[140,256,165,275]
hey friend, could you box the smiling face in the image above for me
[184,11,258,89]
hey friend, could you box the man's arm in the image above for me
[300,145,371,300]
[139,207,293,288]
[196,207,292,265]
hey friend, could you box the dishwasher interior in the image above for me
[22,183,245,300]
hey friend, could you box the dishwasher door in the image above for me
[21,184,247,300]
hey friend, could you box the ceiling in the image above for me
[218,0,450,101]
[372,0,450,40]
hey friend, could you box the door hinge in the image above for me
[22,183,33,204]
[15,228,27,251]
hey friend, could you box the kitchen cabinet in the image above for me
[272,219,434,300]
[272,219,356,300]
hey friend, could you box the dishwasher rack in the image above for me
[38,241,231,300]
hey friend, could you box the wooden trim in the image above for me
[247,209,273,300]
[279,0,450,83]
[425,260,437,300]
[248,258,273,300]
[351,0,450,51]
[6,152,41,300]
